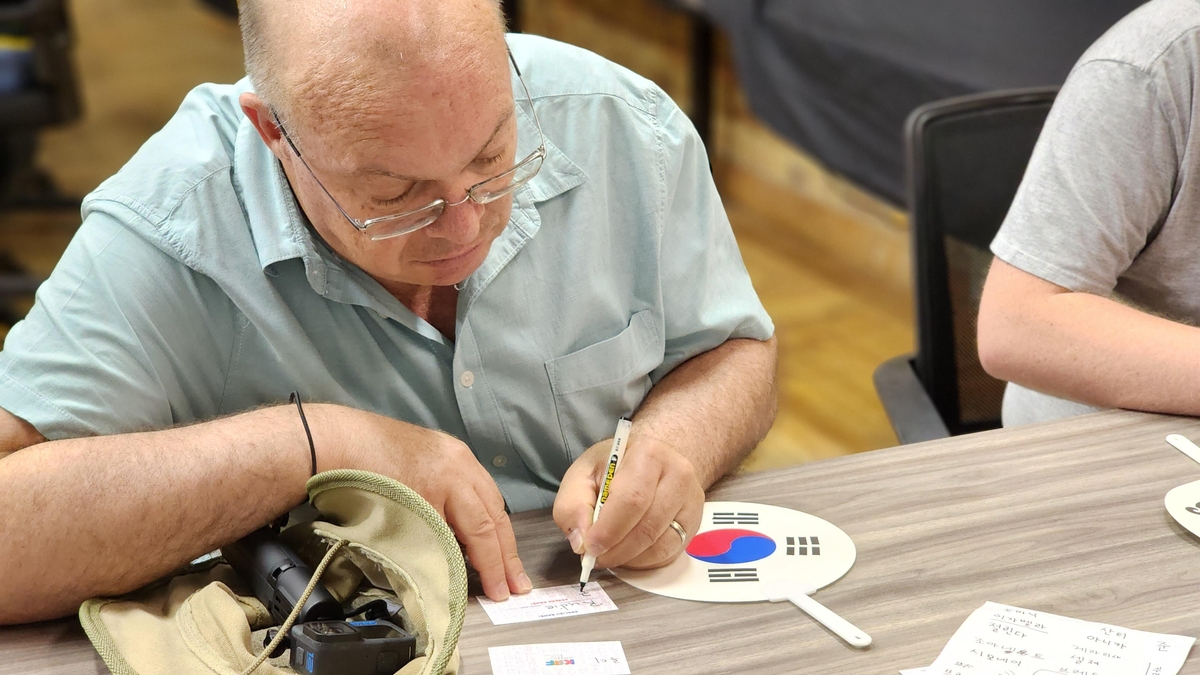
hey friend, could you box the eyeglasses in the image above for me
[275,51,546,241]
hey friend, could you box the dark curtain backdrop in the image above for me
[703,0,1148,204]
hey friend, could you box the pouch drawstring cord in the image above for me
[241,538,348,675]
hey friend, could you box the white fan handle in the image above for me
[763,580,872,649]
[1167,434,1200,466]
[788,592,873,648]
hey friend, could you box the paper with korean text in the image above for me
[925,602,1193,675]
[477,582,617,625]
[488,641,630,675]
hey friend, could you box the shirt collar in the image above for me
[511,94,587,215]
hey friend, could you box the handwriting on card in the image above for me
[478,582,618,626]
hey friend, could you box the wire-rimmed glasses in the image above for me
[275,51,546,241]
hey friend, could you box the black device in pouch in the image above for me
[224,526,418,674]
[291,620,417,675]
[222,527,344,625]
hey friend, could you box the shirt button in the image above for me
[492,455,508,468]
[460,370,475,388]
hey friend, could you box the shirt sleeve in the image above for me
[650,93,775,384]
[990,59,1180,294]
[0,208,238,439]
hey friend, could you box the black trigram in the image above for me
[785,536,820,556]
[707,567,759,583]
[712,511,759,525]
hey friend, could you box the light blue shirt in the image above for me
[0,35,773,511]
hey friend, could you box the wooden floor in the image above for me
[729,206,910,471]
[3,0,912,471]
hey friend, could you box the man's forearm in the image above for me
[980,262,1200,415]
[633,336,778,487]
[0,404,338,624]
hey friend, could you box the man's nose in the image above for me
[426,189,482,244]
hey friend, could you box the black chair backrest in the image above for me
[0,0,80,127]
[906,87,1057,435]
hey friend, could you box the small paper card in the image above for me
[478,582,617,625]
[488,642,631,675]
[925,602,1194,675]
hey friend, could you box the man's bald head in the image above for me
[239,0,507,133]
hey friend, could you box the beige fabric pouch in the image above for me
[79,470,467,675]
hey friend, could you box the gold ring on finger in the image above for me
[668,520,688,545]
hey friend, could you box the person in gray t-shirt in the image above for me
[978,0,1200,426]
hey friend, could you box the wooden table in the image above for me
[7,409,1200,674]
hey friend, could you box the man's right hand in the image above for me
[312,406,531,601]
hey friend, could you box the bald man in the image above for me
[0,0,776,625]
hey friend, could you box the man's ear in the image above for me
[240,92,287,160]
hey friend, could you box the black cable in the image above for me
[289,391,317,477]
[344,599,391,621]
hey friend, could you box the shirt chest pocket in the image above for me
[544,309,663,461]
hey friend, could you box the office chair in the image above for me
[501,0,520,32]
[653,0,713,148]
[499,0,713,145]
[873,87,1058,443]
[652,0,714,148]
[197,0,236,19]
[0,0,79,203]
[0,0,81,325]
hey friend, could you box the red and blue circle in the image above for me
[685,528,776,564]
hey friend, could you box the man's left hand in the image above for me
[553,433,704,570]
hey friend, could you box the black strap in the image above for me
[289,391,317,477]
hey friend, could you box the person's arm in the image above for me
[553,335,777,569]
[0,402,529,625]
[978,259,1200,415]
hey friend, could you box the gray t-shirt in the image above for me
[991,0,1200,426]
